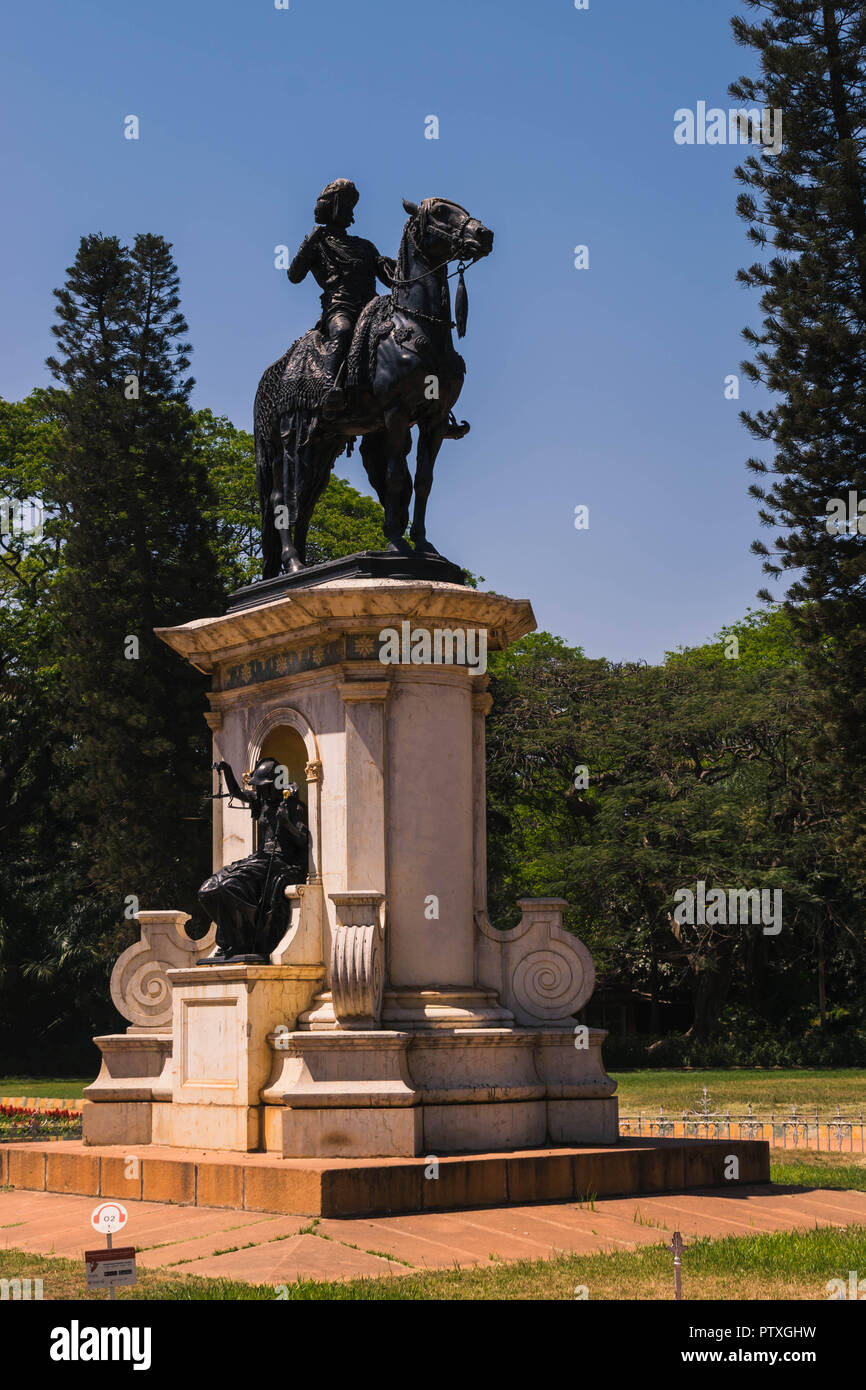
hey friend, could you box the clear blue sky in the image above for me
[1,0,772,661]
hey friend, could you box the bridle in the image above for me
[390,202,480,293]
[389,202,484,335]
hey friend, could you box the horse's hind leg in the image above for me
[360,429,387,507]
[294,437,341,566]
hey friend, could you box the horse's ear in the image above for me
[402,198,420,216]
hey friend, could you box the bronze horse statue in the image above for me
[254,197,494,576]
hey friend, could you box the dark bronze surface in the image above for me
[254,185,493,579]
[227,549,466,611]
[196,758,309,964]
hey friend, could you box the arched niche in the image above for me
[248,707,322,884]
[260,725,309,805]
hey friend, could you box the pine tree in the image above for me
[46,233,224,916]
[732,2,866,867]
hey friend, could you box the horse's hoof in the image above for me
[281,549,303,574]
[412,538,441,557]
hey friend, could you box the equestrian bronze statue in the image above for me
[254,181,494,576]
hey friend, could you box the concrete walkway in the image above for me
[2,1184,865,1286]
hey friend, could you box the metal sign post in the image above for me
[670,1230,686,1301]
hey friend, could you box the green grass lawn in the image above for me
[0,1078,90,1099]
[613,1068,866,1117]
[770,1148,866,1190]
[2,1224,863,1301]
[4,1069,865,1112]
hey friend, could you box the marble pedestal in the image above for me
[83,574,618,1156]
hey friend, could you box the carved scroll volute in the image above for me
[110,910,216,1031]
[476,898,595,1027]
[328,892,386,1029]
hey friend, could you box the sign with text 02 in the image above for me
[90,1202,129,1236]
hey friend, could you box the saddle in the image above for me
[255,295,447,435]
[346,295,395,389]
[266,297,393,418]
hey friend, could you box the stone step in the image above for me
[0,1136,769,1219]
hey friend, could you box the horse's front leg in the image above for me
[381,409,413,555]
[269,484,301,573]
[411,419,448,554]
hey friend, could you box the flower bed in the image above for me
[0,1104,83,1142]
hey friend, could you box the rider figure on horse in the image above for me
[288,179,396,417]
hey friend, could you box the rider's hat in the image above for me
[315,178,359,224]
[250,757,281,787]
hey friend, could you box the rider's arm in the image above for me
[376,254,396,287]
[218,760,254,805]
[278,796,308,847]
[287,228,322,284]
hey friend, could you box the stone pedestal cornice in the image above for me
[156,581,535,675]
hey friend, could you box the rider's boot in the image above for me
[321,327,350,417]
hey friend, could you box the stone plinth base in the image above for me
[80,1099,154,1147]
[84,1034,172,1105]
[84,1013,619,1156]
[264,1106,424,1159]
[0,1137,771,1218]
[259,1024,617,1156]
[261,1100,618,1158]
[226,550,467,610]
[152,1102,262,1152]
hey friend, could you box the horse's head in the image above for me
[402,197,494,265]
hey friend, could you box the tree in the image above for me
[665,606,800,670]
[485,622,862,1054]
[46,233,224,916]
[0,392,119,1066]
[731,2,866,869]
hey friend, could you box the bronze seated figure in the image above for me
[197,756,309,964]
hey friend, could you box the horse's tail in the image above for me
[254,365,282,581]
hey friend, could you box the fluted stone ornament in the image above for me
[329,892,386,1028]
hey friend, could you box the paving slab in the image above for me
[135,1216,312,1268]
[0,1191,270,1258]
[174,1232,411,1283]
[758,1188,866,1222]
[457,1203,666,1250]
[316,1207,661,1266]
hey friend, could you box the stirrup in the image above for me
[322,386,346,417]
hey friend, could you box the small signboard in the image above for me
[90,1201,128,1235]
[84,1246,137,1290]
